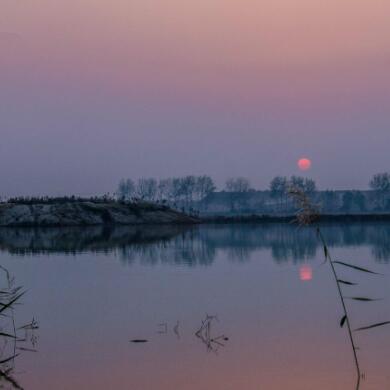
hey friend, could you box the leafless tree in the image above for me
[370,172,390,209]
[136,178,158,200]
[225,177,251,192]
[116,178,135,200]
[195,175,216,200]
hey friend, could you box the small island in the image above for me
[0,198,198,227]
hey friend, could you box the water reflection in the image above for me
[1,224,389,389]
[299,265,313,281]
[0,223,389,264]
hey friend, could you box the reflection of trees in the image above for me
[320,223,390,263]
[0,223,389,265]
[196,224,318,263]
[367,224,390,263]
[0,226,190,256]
[117,223,390,265]
[227,246,252,262]
[119,231,216,266]
[269,226,317,262]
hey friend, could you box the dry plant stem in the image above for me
[288,187,361,388]
[317,228,361,388]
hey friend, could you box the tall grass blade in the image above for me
[0,354,18,365]
[348,297,381,302]
[0,368,23,390]
[0,292,25,314]
[355,321,390,332]
[0,332,16,339]
[332,261,380,275]
[338,280,357,286]
[340,315,347,328]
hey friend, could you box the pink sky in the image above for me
[1,0,389,195]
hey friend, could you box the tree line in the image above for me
[117,172,390,212]
[117,176,216,203]
[1,172,388,211]
[117,175,317,197]
[117,172,390,198]
[369,172,390,209]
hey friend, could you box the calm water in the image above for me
[0,223,390,390]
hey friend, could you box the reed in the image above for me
[0,266,38,390]
[289,187,389,389]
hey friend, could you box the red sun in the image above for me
[298,158,312,171]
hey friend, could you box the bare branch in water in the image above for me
[195,314,228,354]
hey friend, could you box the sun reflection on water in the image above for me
[300,265,313,281]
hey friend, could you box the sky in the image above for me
[0,0,389,196]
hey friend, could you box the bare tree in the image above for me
[181,175,197,204]
[303,178,316,194]
[136,178,157,200]
[196,175,216,200]
[370,172,390,209]
[171,178,184,203]
[225,177,251,192]
[224,177,252,213]
[117,178,135,200]
[289,175,305,190]
[289,176,316,194]
[157,178,173,201]
[270,176,288,211]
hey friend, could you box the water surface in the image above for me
[1,223,390,390]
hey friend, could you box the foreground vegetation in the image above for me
[289,186,390,389]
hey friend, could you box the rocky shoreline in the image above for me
[0,201,199,227]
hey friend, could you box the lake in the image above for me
[0,223,389,390]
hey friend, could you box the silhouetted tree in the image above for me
[369,173,390,210]
[136,178,157,200]
[224,177,252,212]
[117,178,135,200]
[290,176,316,194]
[181,175,197,204]
[225,177,251,192]
[270,176,288,211]
[195,175,216,200]
[172,178,184,203]
[157,178,173,201]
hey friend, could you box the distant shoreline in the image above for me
[0,199,390,227]
[200,213,390,224]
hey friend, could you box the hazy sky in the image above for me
[1,0,389,196]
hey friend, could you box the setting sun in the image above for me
[298,158,312,171]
